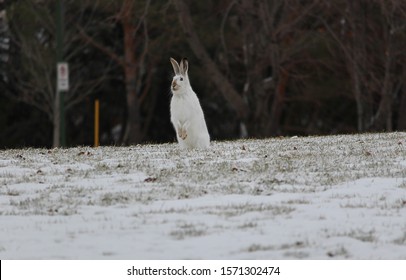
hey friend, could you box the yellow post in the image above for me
[94,99,100,147]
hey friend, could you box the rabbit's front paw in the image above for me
[178,127,187,140]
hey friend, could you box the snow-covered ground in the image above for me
[1,133,405,259]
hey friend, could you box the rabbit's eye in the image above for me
[180,77,183,81]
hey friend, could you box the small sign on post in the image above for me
[57,62,69,91]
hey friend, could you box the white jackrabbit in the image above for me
[169,57,210,149]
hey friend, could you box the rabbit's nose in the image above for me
[172,81,177,87]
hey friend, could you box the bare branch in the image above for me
[76,24,124,67]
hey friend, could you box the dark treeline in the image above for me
[1,0,405,148]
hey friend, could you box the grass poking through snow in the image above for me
[0,132,405,259]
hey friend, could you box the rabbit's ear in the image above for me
[170,57,180,75]
[180,58,188,75]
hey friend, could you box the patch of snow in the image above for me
[0,132,405,259]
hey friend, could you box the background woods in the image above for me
[0,0,405,148]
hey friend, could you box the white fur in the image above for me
[169,58,210,149]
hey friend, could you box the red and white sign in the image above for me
[57,62,69,91]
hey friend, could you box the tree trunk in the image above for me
[121,0,142,144]
[267,69,288,136]
[348,0,368,132]
[52,90,60,147]
[398,89,406,130]
[349,61,364,132]
[123,80,142,144]
[370,22,394,131]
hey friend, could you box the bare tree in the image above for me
[3,0,110,147]
[371,0,406,131]
[77,0,154,145]
[172,0,249,122]
[173,0,319,137]
[320,0,406,132]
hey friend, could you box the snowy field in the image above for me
[1,132,406,259]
